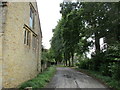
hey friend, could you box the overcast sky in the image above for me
[36,0,63,49]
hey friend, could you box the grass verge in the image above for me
[19,66,56,89]
[75,68,120,90]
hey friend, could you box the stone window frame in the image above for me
[24,27,31,47]
[23,24,37,48]
[24,30,27,44]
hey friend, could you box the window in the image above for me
[27,31,31,46]
[29,5,35,29]
[24,29,31,47]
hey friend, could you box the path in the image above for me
[46,67,109,89]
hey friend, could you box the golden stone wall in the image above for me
[1,2,42,88]
[0,3,6,89]
[0,33,3,89]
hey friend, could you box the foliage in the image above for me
[50,18,64,64]
[51,2,85,66]
[77,58,90,69]
[105,43,120,81]
[41,48,55,65]
[41,51,48,64]
[99,63,111,76]
[19,66,56,89]
[106,42,120,60]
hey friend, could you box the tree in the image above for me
[51,18,64,65]
[60,2,82,66]
[51,2,120,69]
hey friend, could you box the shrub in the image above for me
[111,63,120,81]
[105,43,120,81]
[77,58,91,69]
[90,52,106,71]
[100,63,112,76]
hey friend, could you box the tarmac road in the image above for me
[46,67,109,89]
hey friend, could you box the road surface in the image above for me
[46,67,109,89]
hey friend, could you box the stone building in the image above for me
[0,1,42,88]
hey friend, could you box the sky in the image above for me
[36,0,63,49]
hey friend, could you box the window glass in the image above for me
[30,7,35,29]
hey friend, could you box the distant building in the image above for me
[100,37,107,52]
[86,37,107,59]
[0,1,42,88]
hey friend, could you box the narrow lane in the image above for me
[46,67,109,89]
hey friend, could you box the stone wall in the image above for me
[0,2,7,89]
[0,33,3,89]
[0,5,2,89]
[2,2,42,88]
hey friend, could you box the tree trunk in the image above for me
[68,53,71,67]
[55,60,57,65]
[68,58,71,67]
[66,60,67,66]
[63,59,65,66]
[71,53,74,67]
[95,32,100,54]
[64,53,67,66]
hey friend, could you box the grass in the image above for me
[76,68,120,90]
[19,66,56,89]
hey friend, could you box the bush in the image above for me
[77,58,91,69]
[105,43,120,81]
[90,52,106,71]
[99,63,112,76]
[111,63,120,81]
